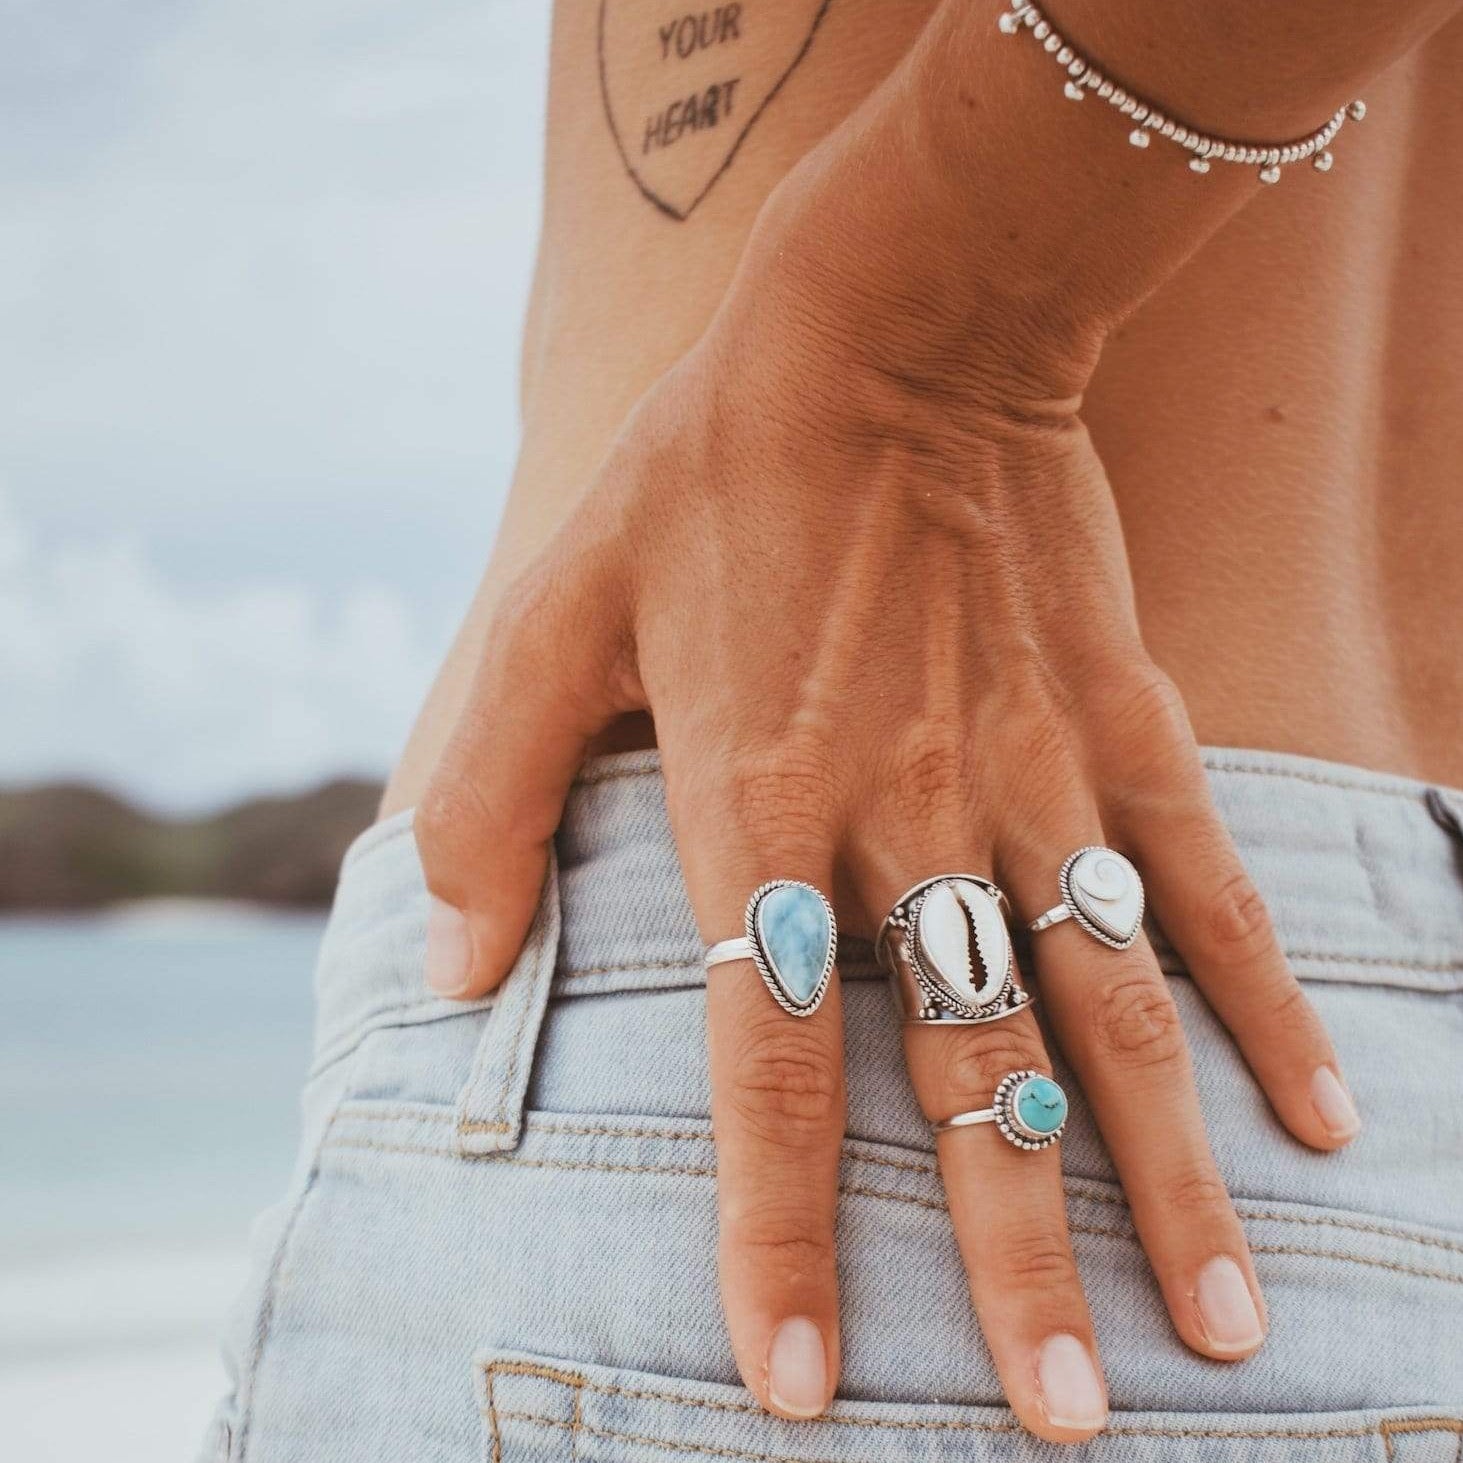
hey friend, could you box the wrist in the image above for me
[736,111,1107,427]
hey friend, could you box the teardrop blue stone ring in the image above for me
[704,880,837,1017]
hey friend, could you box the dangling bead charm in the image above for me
[1258,164,1281,185]
[1348,99,1367,122]
[1128,128,1149,149]
[1063,81,1084,101]
[998,9,1021,33]
[1314,150,1334,172]
[1189,157,1210,174]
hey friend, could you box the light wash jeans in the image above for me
[200,747,1463,1462]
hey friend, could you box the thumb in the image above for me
[415,548,637,998]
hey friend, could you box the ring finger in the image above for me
[1012,832,1268,1361]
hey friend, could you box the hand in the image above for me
[414,213,1359,1441]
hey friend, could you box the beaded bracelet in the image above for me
[997,0,1366,184]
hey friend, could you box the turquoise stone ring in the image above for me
[703,880,837,1017]
[933,1069,1069,1151]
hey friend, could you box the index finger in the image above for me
[674,787,845,1421]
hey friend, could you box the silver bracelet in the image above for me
[997,0,1366,185]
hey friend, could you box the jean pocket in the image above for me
[476,1352,1463,1463]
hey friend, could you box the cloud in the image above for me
[0,1,555,806]
[0,488,437,810]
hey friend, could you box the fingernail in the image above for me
[767,1317,827,1418]
[1195,1255,1265,1354]
[425,897,473,996]
[1035,1333,1106,1431]
[1310,1066,1361,1141]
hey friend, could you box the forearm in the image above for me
[739,0,1458,402]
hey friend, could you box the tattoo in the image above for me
[598,1,834,221]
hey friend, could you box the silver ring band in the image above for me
[1026,846,1145,950]
[933,1107,997,1133]
[877,874,1033,1026]
[1028,904,1072,934]
[704,937,755,968]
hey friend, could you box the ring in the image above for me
[1028,846,1145,950]
[703,880,837,1017]
[933,1069,1069,1150]
[876,875,1033,1025]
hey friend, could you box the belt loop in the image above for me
[453,849,561,1155]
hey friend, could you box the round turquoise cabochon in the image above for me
[1014,1075,1068,1136]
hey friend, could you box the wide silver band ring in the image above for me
[933,1069,1069,1150]
[702,880,837,1018]
[1028,846,1145,950]
[876,874,1033,1026]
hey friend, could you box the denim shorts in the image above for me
[200,747,1463,1463]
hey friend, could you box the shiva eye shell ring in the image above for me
[1029,846,1146,950]
[877,874,1034,1025]
[703,880,837,1017]
[933,1069,1070,1151]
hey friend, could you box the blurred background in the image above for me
[0,2,550,1456]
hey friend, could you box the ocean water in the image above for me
[0,908,326,1463]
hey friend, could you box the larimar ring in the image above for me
[1029,846,1145,950]
[934,1069,1069,1151]
[877,874,1033,1025]
[704,880,837,1017]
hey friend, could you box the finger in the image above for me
[670,764,845,1421]
[907,1008,1107,1442]
[859,828,1105,1442]
[1010,831,1268,1361]
[416,548,637,999]
[1122,786,1360,1150]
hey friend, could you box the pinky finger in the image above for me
[1131,798,1361,1151]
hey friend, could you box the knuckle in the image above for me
[725,1033,844,1147]
[935,1031,1047,1110]
[721,737,841,834]
[728,1209,836,1279]
[1206,872,1275,964]
[1264,981,1321,1043]
[1106,665,1193,750]
[415,772,494,863]
[885,722,973,824]
[1088,973,1187,1072]
[1163,1166,1233,1220]
[1000,1226,1082,1293]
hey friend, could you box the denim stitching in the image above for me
[324,1138,1463,1285]
[1379,1417,1463,1462]
[482,1359,1450,1444]
[1200,758,1433,801]
[328,1111,1463,1257]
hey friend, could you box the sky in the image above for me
[0,0,551,810]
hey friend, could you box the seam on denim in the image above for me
[324,1139,1463,1285]
[496,1409,1392,1455]
[1380,1417,1463,1462]
[573,765,664,788]
[328,1111,1463,1257]
[484,1362,1444,1444]
[1200,757,1432,801]
[233,1057,364,1462]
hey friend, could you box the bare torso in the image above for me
[385,0,1463,814]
